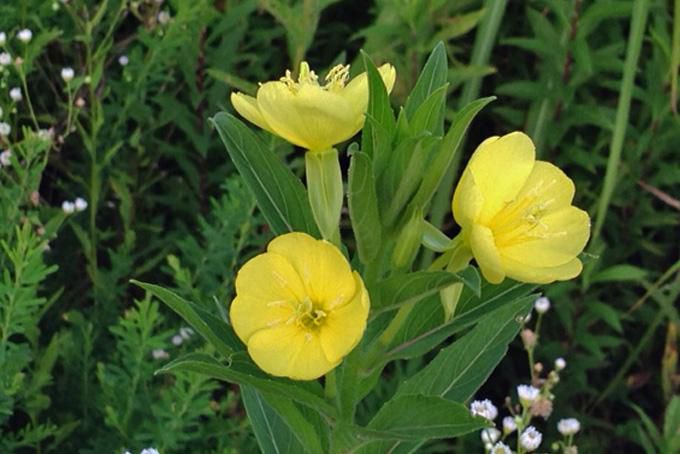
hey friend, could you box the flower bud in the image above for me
[391,210,424,269]
[521,329,537,349]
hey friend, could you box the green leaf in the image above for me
[409,84,449,136]
[404,42,448,119]
[368,394,486,440]
[663,396,680,452]
[412,96,495,208]
[394,296,532,401]
[131,280,241,358]
[348,152,382,264]
[211,112,319,236]
[361,51,396,165]
[383,286,533,363]
[158,352,336,418]
[421,221,454,252]
[242,387,324,454]
[591,264,648,283]
[371,269,478,314]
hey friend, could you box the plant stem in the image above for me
[591,0,649,242]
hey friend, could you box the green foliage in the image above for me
[0,0,677,451]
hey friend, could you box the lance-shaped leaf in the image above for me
[211,112,319,236]
[404,42,448,119]
[348,151,382,264]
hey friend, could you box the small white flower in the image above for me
[0,149,11,166]
[118,55,129,66]
[557,418,581,436]
[0,122,10,136]
[480,428,500,444]
[534,296,551,314]
[140,448,160,454]
[151,349,169,360]
[10,87,22,102]
[517,384,540,406]
[74,197,88,212]
[0,52,11,66]
[555,357,567,371]
[469,399,498,421]
[172,334,183,346]
[61,67,75,82]
[62,201,75,214]
[490,442,512,454]
[502,415,517,434]
[520,426,542,452]
[157,10,171,25]
[0,32,6,46]
[17,29,33,43]
[179,327,194,340]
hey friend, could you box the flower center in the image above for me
[293,297,327,331]
[279,62,350,93]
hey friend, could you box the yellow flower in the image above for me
[452,132,590,284]
[229,232,370,380]
[230,61,396,151]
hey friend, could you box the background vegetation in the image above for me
[0,0,678,452]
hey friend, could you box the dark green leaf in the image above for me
[348,152,382,264]
[211,112,318,236]
[404,42,448,119]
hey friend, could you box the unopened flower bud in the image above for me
[17,29,33,43]
[534,296,550,313]
[502,416,517,434]
[481,428,500,444]
[555,357,566,371]
[10,87,22,102]
[557,418,581,436]
[521,329,537,349]
[61,67,75,82]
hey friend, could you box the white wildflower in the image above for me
[557,418,581,436]
[151,349,169,360]
[140,448,160,454]
[502,416,517,434]
[520,426,542,452]
[534,296,551,314]
[118,55,129,66]
[469,399,498,421]
[179,327,194,340]
[62,201,75,214]
[0,149,11,166]
[517,384,540,406]
[10,87,22,102]
[0,52,11,66]
[61,67,75,82]
[0,122,10,136]
[481,428,500,444]
[171,334,183,346]
[490,442,512,454]
[17,29,33,43]
[74,197,88,212]
[157,10,171,25]
[555,357,567,371]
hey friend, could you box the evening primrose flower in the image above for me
[230,232,370,380]
[231,61,396,151]
[452,132,590,284]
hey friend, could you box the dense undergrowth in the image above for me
[0,0,678,452]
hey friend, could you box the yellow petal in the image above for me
[256,81,358,150]
[452,168,484,230]
[267,232,356,310]
[230,252,306,342]
[466,132,536,223]
[500,206,591,267]
[514,161,576,214]
[469,224,505,284]
[230,92,275,134]
[318,273,370,363]
[502,257,583,284]
[247,324,338,380]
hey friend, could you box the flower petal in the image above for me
[230,92,275,134]
[230,252,306,342]
[267,232,356,310]
[257,81,357,150]
[452,168,484,230]
[502,257,583,284]
[247,324,338,380]
[466,132,536,223]
[341,63,396,116]
[500,206,590,267]
[514,161,576,214]
[318,273,370,363]
[470,224,505,284]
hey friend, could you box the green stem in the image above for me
[305,148,343,246]
[325,369,337,401]
[591,0,649,242]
